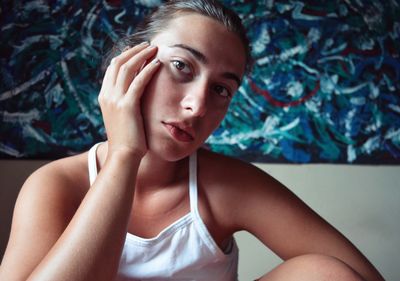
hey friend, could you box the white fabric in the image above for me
[88,143,239,281]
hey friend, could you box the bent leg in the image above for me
[256,254,364,281]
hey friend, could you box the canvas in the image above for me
[1,0,399,163]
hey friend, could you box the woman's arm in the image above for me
[229,163,384,281]
[0,150,141,281]
[0,42,160,281]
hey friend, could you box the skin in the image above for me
[0,13,384,281]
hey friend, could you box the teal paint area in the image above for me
[0,0,399,163]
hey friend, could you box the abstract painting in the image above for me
[1,0,399,163]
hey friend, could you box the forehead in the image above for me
[151,13,246,77]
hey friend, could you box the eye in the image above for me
[171,60,192,75]
[212,85,231,98]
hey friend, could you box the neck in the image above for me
[135,151,190,193]
[98,142,192,194]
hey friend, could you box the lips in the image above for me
[162,121,195,142]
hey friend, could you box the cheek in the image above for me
[151,63,178,92]
[203,109,228,135]
[142,67,179,114]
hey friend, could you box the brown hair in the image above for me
[104,0,251,74]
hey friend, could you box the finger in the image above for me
[125,58,161,102]
[115,41,149,63]
[99,63,119,101]
[116,45,158,93]
[107,42,150,85]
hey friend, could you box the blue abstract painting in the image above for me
[1,0,399,164]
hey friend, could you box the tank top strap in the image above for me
[88,142,102,185]
[189,150,199,215]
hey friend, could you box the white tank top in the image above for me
[88,143,239,281]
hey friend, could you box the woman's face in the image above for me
[142,13,246,161]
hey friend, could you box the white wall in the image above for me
[1,160,399,280]
[236,163,400,281]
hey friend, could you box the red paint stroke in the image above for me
[340,60,350,75]
[385,38,398,56]
[301,7,327,17]
[105,0,122,7]
[341,46,381,57]
[249,79,320,108]
[33,120,51,134]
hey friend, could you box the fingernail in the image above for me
[152,58,160,64]
[140,41,149,46]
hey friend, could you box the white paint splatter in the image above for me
[1,109,41,123]
[347,145,356,162]
[388,104,400,114]
[361,135,381,154]
[385,128,400,141]
[0,70,50,101]
[286,81,304,98]
[136,0,162,7]
[0,143,24,158]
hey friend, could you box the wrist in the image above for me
[106,145,145,164]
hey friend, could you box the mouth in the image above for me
[162,121,195,142]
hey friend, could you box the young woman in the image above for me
[0,1,384,280]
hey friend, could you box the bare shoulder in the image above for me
[20,151,90,206]
[0,150,91,279]
[198,148,277,194]
[197,149,338,258]
[197,148,283,232]
[15,150,93,231]
[14,150,92,235]
[199,149,271,186]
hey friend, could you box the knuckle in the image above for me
[111,57,122,66]
[129,83,139,94]
[106,62,114,70]
[114,100,122,109]
[134,42,148,50]
[98,93,105,103]
[129,84,143,97]
[120,64,130,73]
[104,66,113,78]
[134,75,144,84]
[110,95,120,104]
[106,63,117,74]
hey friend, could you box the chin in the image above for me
[147,139,198,162]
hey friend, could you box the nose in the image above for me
[180,82,208,117]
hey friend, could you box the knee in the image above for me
[287,254,363,280]
[259,254,364,281]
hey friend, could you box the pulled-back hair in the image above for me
[104,0,251,73]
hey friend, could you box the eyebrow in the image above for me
[169,43,242,86]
